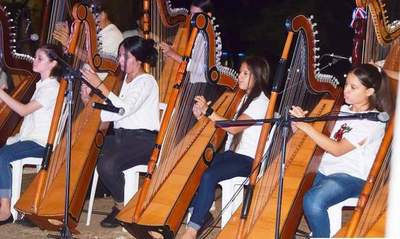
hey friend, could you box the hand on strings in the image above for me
[80,66,110,97]
[52,21,70,48]
[80,83,92,104]
[80,66,101,88]
[194,95,211,115]
[289,106,309,132]
[192,103,203,119]
[159,42,181,62]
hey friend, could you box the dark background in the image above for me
[6,0,399,82]
[109,0,357,80]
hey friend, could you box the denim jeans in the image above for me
[188,150,253,230]
[0,140,44,198]
[303,172,365,237]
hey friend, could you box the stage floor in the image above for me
[1,172,353,238]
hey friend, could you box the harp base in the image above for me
[121,222,175,239]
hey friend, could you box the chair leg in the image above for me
[123,171,140,206]
[11,161,23,221]
[328,198,358,237]
[86,169,99,226]
[220,183,234,228]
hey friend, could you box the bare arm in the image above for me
[80,67,110,97]
[0,88,42,116]
[289,106,356,157]
[159,42,182,63]
[193,95,251,135]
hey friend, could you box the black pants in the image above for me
[97,128,156,202]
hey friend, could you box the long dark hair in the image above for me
[191,0,214,14]
[38,44,62,78]
[230,56,270,151]
[118,36,158,68]
[350,63,394,114]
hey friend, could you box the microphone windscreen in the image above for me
[378,112,390,122]
[30,33,39,41]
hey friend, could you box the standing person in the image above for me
[180,56,271,239]
[290,64,394,237]
[80,36,159,228]
[0,44,61,225]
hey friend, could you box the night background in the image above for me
[7,0,399,82]
[108,0,357,82]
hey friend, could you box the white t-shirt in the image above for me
[225,92,270,158]
[98,23,123,57]
[0,67,7,89]
[96,23,123,80]
[9,77,60,146]
[318,104,386,180]
[101,73,160,131]
[187,33,207,84]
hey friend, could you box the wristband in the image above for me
[204,106,214,117]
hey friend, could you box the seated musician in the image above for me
[52,0,123,79]
[80,36,159,228]
[181,56,271,239]
[289,64,394,238]
[0,45,61,225]
[159,0,214,63]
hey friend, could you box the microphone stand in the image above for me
[47,68,76,239]
[215,110,388,239]
[55,55,112,105]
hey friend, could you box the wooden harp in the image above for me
[218,15,343,239]
[15,3,121,233]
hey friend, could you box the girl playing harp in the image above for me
[181,56,271,239]
[290,64,394,237]
[0,44,61,225]
[80,36,159,228]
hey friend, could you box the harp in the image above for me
[15,3,121,233]
[217,15,342,239]
[0,5,35,146]
[116,12,242,238]
[357,0,400,64]
[0,0,76,146]
[148,0,190,102]
[334,1,399,235]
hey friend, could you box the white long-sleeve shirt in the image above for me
[101,73,160,131]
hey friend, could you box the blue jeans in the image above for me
[303,172,365,237]
[188,150,253,230]
[0,140,45,198]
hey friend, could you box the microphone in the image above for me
[215,111,390,128]
[92,102,125,116]
[16,33,39,44]
[328,53,352,63]
[353,112,390,123]
[301,111,390,123]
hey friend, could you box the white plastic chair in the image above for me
[217,125,276,228]
[218,176,247,228]
[328,197,359,237]
[9,101,67,221]
[10,157,42,220]
[86,103,167,226]
[185,125,276,228]
[85,165,148,225]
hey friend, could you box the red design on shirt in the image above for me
[333,123,352,141]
